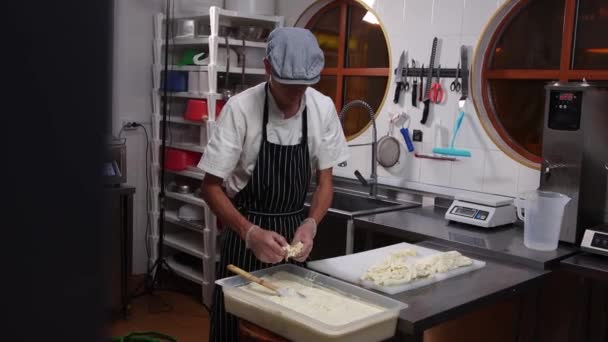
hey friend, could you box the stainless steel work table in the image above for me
[354,206,578,270]
[383,241,548,341]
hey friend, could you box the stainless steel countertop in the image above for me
[394,241,548,334]
[560,253,608,283]
[354,206,578,270]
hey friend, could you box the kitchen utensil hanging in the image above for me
[422,37,438,124]
[411,60,418,107]
[377,121,401,167]
[399,115,415,152]
[429,65,444,104]
[393,51,407,104]
[222,36,233,100]
[450,63,461,92]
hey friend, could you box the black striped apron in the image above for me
[209,83,311,342]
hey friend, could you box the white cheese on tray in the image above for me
[361,249,473,286]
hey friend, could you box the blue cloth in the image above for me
[266,27,324,85]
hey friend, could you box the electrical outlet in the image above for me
[121,119,137,130]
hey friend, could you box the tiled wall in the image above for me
[278,0,540,198]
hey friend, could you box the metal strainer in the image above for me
[377,122,401,167]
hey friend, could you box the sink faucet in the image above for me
[338,100,378,198]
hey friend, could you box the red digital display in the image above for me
[559,93,574,101]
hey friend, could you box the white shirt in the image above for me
[198,82,350,198]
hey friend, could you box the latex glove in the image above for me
[245,225,288,264]
[291,218,317,262]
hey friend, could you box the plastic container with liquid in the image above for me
[216,264,407,342]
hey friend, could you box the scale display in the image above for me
[450,206,489,221]
[591,232,608,249]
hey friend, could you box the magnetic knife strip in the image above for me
[394,67,469,79]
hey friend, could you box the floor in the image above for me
[109,276,210,342]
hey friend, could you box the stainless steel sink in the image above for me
[304,190,420,255]
[308,191,417,217]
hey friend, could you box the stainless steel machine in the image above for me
[540,82,608,245]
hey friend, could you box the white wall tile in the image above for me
[403,0,435,56]
[276,0,315,26]
[333,141,372,180]
[482,150,519,196]
[373,0,406,40]
[419,143,453,186]
[462,0,498,37]
[518,164,540,193]
[432,0,465,36]
[449,148,486,191]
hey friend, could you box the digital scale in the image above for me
[445,193,517,228]
[581,225,608,257]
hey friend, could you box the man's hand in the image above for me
[245,226,288,264]
[291,218,317,262]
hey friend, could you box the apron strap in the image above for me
[262,82,270,141]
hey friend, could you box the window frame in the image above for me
[298,0,392,140]
[473,0,608,169]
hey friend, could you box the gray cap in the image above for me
[266,27,325,85]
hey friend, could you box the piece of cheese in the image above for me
[361,249,473,286]
[283,242,304,260]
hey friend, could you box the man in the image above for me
[198,27,349,341]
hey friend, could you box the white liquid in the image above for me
[241,272,382,326]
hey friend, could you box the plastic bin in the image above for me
[164,71,188,92]
[164,148,202,171]
[184,99,208,121]
[216,264,407,342]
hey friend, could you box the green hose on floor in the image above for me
[111,332,177,342]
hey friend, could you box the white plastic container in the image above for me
[225,0,275,15]
[216,264,407,342]
[516,190,571,251]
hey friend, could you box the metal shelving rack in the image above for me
[149,6,283,307]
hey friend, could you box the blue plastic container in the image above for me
[164,71,188,92]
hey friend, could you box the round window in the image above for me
[296,0,391,140]
[473,0,608,169]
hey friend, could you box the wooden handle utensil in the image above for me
[227,264,281,294]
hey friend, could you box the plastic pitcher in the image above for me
[516,190,571,251]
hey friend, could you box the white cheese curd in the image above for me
[240,272,383,326]
[283,242,304,260]
[361,249,473,286]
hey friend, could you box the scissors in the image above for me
[429,65,444,104]
[450,63,462,92]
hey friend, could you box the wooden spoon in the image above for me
[227,264,306,298]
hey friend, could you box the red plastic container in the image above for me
[164,148,202,171]
[183,99,208,121]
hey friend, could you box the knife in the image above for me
[459,45,469,108]
[393,51,406,104]
[411,60,418,107]
[421,37,438,125]
[419,63,424,103]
